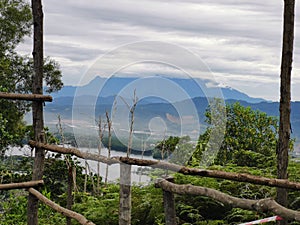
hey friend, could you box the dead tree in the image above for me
[105,111,112,186]
[96,115,106,191]
[27,0,45,224]
[57,115,73,225]
[277,2,295,225]
[119,90,138,225]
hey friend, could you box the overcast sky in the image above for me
[18,0,300,101]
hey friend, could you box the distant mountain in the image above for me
[49,76,265,104]
[42,76,299,150]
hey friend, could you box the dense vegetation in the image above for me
[0,1,298,224]
[0,0,63,155]
[1,101,299,224]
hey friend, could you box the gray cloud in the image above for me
[16,0,300,101]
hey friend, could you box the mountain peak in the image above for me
[52,75,265,103]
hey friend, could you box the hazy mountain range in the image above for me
[50,76,265,103]
[41,76,299,148]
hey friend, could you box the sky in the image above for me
[17,0,300,101]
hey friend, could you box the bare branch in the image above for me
[118,96,131,109]
[28,188,96,225]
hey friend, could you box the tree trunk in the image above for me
[277,0,295,224]
[27,0,45,224]
[277,0,295,204]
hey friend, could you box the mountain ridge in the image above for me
[50,76,266,104]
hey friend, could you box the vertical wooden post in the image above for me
[162,176,177,225]
[277,1,295,224]
[119,164,132,225]
[277,1,295,225]
[27,0,45,224]
[66,166,73,225]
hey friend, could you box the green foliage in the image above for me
[72,191,119,225]
[0,113,17,154]
[224,208,258,224]
[131,185,164,225]
[193,102,279,167]
[0,190,28,224]
[71,184,164,225]
[23,125,59,144]
[0,190,66,225]
[0,0,32,53]
[0,0,63,154]
[173,163,279,224]
[169,136,195,165]
[153,136,180,159]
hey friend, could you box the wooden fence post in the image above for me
[27,0,45,224]
[159,176,177,225]
[119,164,132,225]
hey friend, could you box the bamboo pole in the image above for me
[0,92,52,102]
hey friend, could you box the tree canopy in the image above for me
[0,0,63,154]
[192,102,280,168]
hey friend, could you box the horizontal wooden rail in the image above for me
[118,157,300,190]
[0,180,44,190]
[28,140,118,165]
[155,178,300,222]
[0,92,52,102]
[28,141,300,190]
[28,188,95,225]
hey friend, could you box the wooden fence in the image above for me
[2,91,300,224]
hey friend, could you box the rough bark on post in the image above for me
[119,164,132,225]
[27,0,45,224]
[277,1,295,225]
[162,177,177,225]
[67,166,73,225]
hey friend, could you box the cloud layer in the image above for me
[17,0,300,101]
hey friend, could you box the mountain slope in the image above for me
[50,76,265,103]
